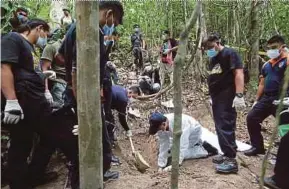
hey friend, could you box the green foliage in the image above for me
[1,0,50,34]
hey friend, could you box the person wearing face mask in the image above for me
[131,24,146,73]
[8,7,29,32]
[148,112,208,172]
[58,0,124,184]
[245,35,289,157]
[202,33,245,174]
[159,30,178,88]
[40,29,66,107]
[1,19,60,189]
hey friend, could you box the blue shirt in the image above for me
[111,85,128,111]
[261,55,288,94]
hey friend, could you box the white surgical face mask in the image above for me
[266,49,280,59]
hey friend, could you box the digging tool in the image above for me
[128,136,150,173]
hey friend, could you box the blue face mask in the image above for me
[103,24,115,36]
[206,48,218,58]
[36,36,47,48]
[17,14,27,24]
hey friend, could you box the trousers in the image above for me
[274,132,289,188]
[211,87,237,158]
[246,94,277,150]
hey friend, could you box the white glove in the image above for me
[126,130,132,137]
[43,70,56,79]
[232,96,246,111]
[3,100,24,124]
[163,165,172,172]
[252,101,257,108]
[163,49,171,55]
[72,125,79,135]
[45,90,54,105]
[209,98,212,106]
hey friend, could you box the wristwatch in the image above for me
[236,93,244,98]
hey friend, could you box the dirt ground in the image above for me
[2,57,277,189]
[31,96,275,189]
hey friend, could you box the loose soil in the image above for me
[33,93,275,189]
[2,53,277,189]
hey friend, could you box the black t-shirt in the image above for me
[58,23,76,85]
[1,32,45,93]
[60,23,107,87]
[207,47,243,96]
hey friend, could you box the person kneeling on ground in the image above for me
[138,63,161,95]
[148,112,208,172]
[263,132,289,189]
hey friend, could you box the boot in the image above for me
[103,170,119,182]
[215,158,238,174]
[212,155,225,164]
[244,147,265,156]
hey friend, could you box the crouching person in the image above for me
[148,112,208,172]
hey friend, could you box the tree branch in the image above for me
[171,2,201,189]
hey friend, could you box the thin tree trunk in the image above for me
[247,0,260,84]
[182,0,187,24]
[76,1,103,188]
[171,2,201,189]
[170,1,173,37]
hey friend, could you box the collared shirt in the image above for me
[261,52,289,94]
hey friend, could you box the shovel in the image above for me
[128,136,150,173]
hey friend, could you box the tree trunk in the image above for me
[171,2,201,189]
[247,0,260,85]
[76,1,103,189]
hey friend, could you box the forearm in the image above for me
[41,61,51,90]
[256,85,264,101]
[71,70,77,98]
[1,65,17,100]
[235,72,244,93]
[171,46,178,51]
[118,113,129,131]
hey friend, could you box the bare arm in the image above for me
[71,69,77,98]
[256,77,265,101]
[41,60,52,90]
[234,69,244,94]
[1,64,17,100]
[142,40,146,49]
[171,46,178,52]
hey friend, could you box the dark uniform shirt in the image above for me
[1,32,45,94]
[261,55,288,95]
[59,23,107,87]
[208,47,243,96]
[131,32,143,48]
[111,85,128,110]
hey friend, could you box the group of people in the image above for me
[1,1,288,189]
[148,33,288,189]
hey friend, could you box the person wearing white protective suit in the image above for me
[149,112,208,172]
